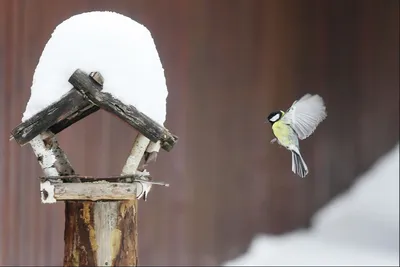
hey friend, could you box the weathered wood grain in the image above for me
[49,104,100,134]
[42,182,142,201]
[40,174,169,186]
[68,69,178,151]
[50,71,104,134]
[40,173,151,182]
[10,72,105,145]
[10,89,94,145]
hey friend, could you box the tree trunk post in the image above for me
[63,133,150,266]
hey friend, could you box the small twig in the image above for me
[143,181,170,187]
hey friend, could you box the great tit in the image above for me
[266,94,327,178]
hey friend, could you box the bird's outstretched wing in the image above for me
[281,94,327,140]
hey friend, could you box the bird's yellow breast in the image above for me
[272,120,292,147]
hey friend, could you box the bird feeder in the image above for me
[10,69,178,203]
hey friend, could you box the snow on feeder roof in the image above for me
[23,11,168,125]
[11,11,177,152]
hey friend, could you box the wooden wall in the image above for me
[0,0,398,265]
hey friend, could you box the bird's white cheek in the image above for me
[270,114,280,122]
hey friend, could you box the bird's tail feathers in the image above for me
[291,150,309,178]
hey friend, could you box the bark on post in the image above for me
[63,134,150,266]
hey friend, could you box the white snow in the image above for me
[225,144,399,266]
[23,11,168,124]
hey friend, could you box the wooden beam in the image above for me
[140,141,160,172]
[39,174,170,186]
[10,89,92,145]
[10,71,104,145]
[50,72,104,134]
[68,69,178,152]
[49,104,100,134]
[40,173,151,182]
[41,181,149,202]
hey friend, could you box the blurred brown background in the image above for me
[0,0,398,265]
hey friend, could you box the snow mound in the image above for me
[226,232,398,266]
[225,144,399,266]
[312,144,399,253]
[23,11,168,124]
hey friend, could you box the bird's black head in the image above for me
[266,110,283,124]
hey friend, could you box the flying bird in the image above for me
[266,94,327,178]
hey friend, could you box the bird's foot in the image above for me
[270,138,277,144]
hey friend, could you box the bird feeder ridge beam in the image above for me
[68,69,178,152]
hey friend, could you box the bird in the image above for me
[266,93,327,178]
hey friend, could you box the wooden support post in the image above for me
[63,133,150,266]
[143,141,161,169]
[30,132,76,179]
